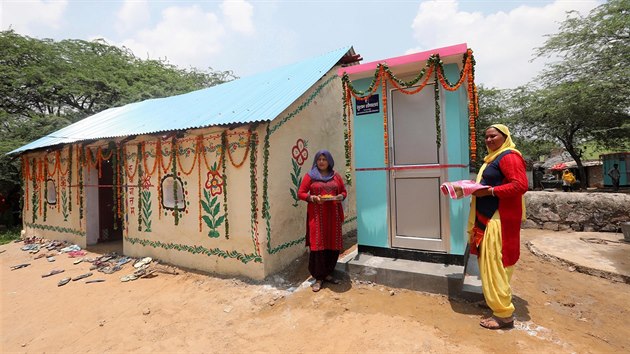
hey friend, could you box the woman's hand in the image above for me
[334,194,344,201]
[472,187,494,197]
[310,195,323,204]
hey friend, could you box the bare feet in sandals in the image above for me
[480,316,514,330]
[311,280,323,292]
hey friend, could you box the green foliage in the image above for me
[475,86,559,168]
[510,0,630,186]
[0,30,236,221]
[0,226,20,245]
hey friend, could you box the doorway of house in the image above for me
[98,159,122,242]
[85,158,123,255]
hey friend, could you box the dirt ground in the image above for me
[1,229,629,353]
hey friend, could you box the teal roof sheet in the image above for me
[11,46,351,154]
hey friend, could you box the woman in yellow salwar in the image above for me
[470,124,528,330]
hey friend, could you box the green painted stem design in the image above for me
[141,190,152,232]
[61,189,69,221]
[201,189,225,238]
[125,236,261,264]
[289,158,302,207]
[25,222,85,237]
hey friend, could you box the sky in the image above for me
[1,0,601,89]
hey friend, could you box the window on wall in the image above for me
[46,179,57,205]
[161,175,186,210]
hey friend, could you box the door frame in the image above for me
[386,80,451,252]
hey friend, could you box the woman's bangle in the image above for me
[490,187,495,197]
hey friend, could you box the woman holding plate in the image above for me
[298,150,347,292]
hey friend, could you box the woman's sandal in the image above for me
[480,316,514,330]
[324,275,340,284]
[311,280,323,292]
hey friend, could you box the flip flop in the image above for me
[85,279,105,284]
[120,274,138,282]
[47,256,55,262]
[311,280,323,292]
[58,277,71,286]
[72,272,93,281]
[480,316,514,330]
[133,257,152,269]
[139,269,156,279]
[10,263,30,270]
[42,269,65,278]
[73,258,84,265]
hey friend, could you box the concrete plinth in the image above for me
[337,250,482,299]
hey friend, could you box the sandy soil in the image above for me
[1,229,629,353]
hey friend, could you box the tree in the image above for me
[475,86,558,169]
[0,30,237,225]
[520,0,630,188]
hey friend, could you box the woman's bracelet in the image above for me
[490,187,495,197]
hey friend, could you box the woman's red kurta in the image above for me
[494,153,528,267]
[298,173,347,251]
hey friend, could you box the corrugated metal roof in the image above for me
[10,46,352,155]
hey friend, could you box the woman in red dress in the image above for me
[469,124,528,329]
[298,150,347,292]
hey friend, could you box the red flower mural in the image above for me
[290,138,308,207]
[205,170,224,196]
[291,139,308,166]
[141,175,152,190]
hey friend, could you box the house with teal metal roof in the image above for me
[13,47,359,279]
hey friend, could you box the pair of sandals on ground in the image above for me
[311,275,340,292]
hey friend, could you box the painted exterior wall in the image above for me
[22,146,86,247]
[263,71,356,275]
[20,68,357,280]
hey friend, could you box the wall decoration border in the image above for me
[25,222,86,237]
[268,74,338,136]
[124,236,262,264]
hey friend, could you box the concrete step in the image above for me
[462,252,483,294]
[336,250,467,297]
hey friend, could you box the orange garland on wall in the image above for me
[342,48,479,165]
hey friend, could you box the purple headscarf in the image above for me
[308,150,335,182]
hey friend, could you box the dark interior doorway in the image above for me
[98,159,122,243]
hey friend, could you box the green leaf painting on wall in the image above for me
[201,188,225,238]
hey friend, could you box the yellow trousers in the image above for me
[478,212,515,318]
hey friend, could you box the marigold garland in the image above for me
[124,144,140,181]
[22,156,29,211]
[67,147,72,213]
[197,136,203,233]
[226,131,252,168]
[42,160,47,222]
[381,66,389,165]
[248,129,261,255]
[220,131,229,239]
[341,48,479,165]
